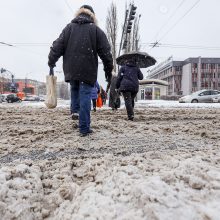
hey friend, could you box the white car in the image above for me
[179,90,220,103]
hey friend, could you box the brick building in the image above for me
[14,79,46,96]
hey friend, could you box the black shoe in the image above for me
[128,116,134,121]
[93,108,96,112]
[80,129,93,137]
[71,113,79,120]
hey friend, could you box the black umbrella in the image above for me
[116,51,156,68]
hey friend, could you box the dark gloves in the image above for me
[49,67,54,76]
[105,72,112,84]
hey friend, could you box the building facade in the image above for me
[14,79,46,96]
[148,57,220,96]
[56,81,70,100]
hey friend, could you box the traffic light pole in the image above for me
[118,9,129,58]
[118,3,137,57]
[117,3,137,72]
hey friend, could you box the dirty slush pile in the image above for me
[0,105,220,220]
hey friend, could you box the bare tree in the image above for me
[106,2,118,72]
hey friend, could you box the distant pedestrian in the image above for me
[48,5,113,136]
[116,62,143,120]
[108,72,121,111]
[100,86,107,105]
[91,81,100,112]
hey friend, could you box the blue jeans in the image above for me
[70,81,93,134]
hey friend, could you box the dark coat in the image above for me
[48,9,113,85]
[116,64,143,92]
[91,81,100,100]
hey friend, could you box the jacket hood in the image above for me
[72,8,97,25]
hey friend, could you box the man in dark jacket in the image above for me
[116,63,143,120]
[48,5,113,136]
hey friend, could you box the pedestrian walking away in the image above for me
[108,72,121,111]
[116,62,143,120]
[48,5,113,136]
[100,86,107,105]
[91,81,100,112]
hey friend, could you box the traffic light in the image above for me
[126,4,137,33]
[0,68,6,73]
[129,4,137,21]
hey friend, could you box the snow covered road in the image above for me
[0,102,220,220]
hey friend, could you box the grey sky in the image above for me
[0,0,220,88]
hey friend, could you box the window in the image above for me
[211,64,215,69]
[199,91,211,96]
[192,82,197,87]
[211,90,220,95]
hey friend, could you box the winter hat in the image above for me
[80,5,95,14]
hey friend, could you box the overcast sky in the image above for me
[0,0,220,87]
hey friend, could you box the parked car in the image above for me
[212,94,220,103]
[179,90,220,103]
[24,95,40,101]
[39,96,45,102]
[0,94,9,102]
[6,94,22,103]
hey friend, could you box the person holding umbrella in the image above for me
[116,60,143,120]
[116,51,156,120]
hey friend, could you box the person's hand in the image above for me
[105,73,112,84]
[49,67,54,76]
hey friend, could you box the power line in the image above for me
[157,0,201,43]
[0,42,14,47]
[150,0,186,43]
[142,42,220,51]
[0,41,46,57]
[2,41,220,51]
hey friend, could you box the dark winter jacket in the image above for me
[116,64,143,92]
[48,8,113,85]
[91,81,100,100]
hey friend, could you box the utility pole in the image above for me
[118,3,138,56]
